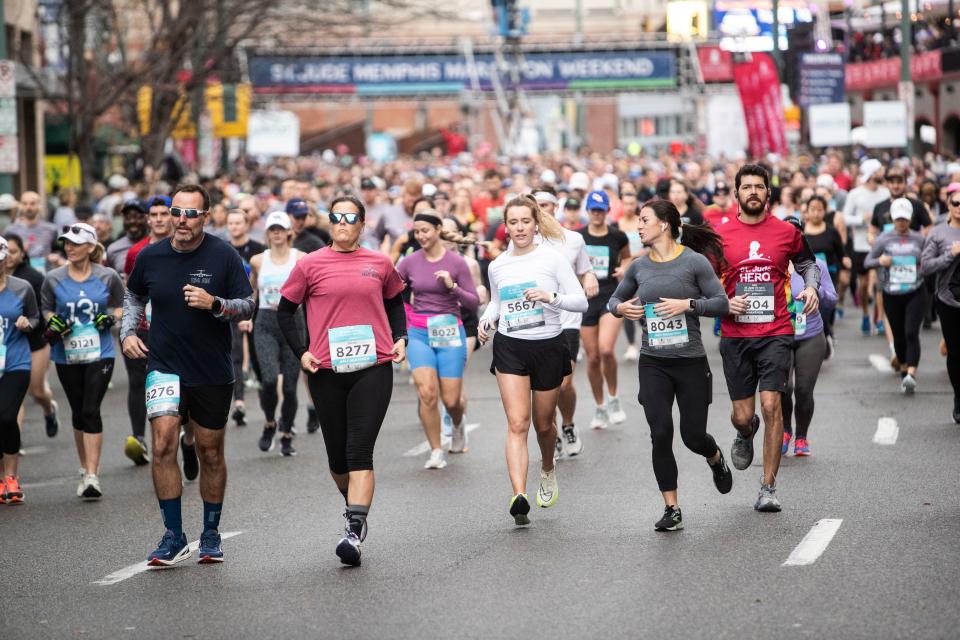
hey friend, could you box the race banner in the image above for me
[733,53,788,158]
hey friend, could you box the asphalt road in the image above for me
[2,311,959,639]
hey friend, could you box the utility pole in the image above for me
[772,0,781,75]
[0,1,12,195]
[901,0,915,156]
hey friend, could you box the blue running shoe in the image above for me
[440,404,453,438]
[198,529,224,564]
[875,320,884,335]
[147,530,191,568]
[861,316,871,336]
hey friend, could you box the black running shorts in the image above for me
[490,332,572,391]
[178,383,234,430]
[719,334,793,400]
[561,328,580,365]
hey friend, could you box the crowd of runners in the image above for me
[1,146,958,566]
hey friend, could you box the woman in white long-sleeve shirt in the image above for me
[478,195,588,526]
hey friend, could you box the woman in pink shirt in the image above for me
[277,195,407,567]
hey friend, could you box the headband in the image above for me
[533,191,558,205]
[414,213,443,226]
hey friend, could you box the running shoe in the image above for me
[509,493,531,526]
[449,419,467,453]
[536,467,558,508]
[709,451,733,494]
[280,435,296,457]
[623,344,639,362]
[258,423,277,452]
[561,424,583,457]
[836,306,844,319]
[231,404,246,427]
[875,320,884,335]
[901,373,917,395]
[654,505,683,531]
[81,474,102,500]
[76,468,85,497]
[336,532,362,566]
[198,529,224,564]
[147,530,191,567]
[554,436,565,461]
[180,434,199,481]
[730,414,760,470]
[424,448,447,469]
[440,404,453,438]
[794,438,811,456]
[860,315,871,336]
[590,406,609,430]
[306,407,320,434]
[953,397,960,424]
[607,397,626,424]
[44,401,59,438]
[825,335,836,361]
[754,481,782,512]
[3,475,23,504]
[781,431,792,455]
[124,435,150,466]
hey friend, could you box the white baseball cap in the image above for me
[422,183,438,197]
[59,222,98,245]
[264,210,292,230]
[539,169,557,185]
[860,158,883,180]
[0,193,16,211]
[569,171,590,192]
[890,198,913,220]
[815,174,835,190]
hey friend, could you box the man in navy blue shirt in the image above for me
[122,184,254,568]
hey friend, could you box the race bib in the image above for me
[427,314,462,348]
[30,257,46,275]
[500,282,544,333]
[626,231,643,256]
[260,274,285,309]
[814,252,837,274]
[586,245,610,279]
[328,324,377,373]
[145,371,180,419]
[644,304,689,348]
[145,301,152,326]
[793,301,807,336]
[883,223,895,233]
[735,282,775,323]
[64,323,101,364]
[889,255,917,291]
[0,343,6,374]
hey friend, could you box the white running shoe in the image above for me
[561,424,584,456]
[590,406,609,430]
[607,397,627,424]
[623,344,639,362]
[449,419,467,453]
[554,436,565,462]
[901,374,917,395]
[76,468,85,497]
[424,448,447,469]
[81,474,102,500]
[536,467,559,508]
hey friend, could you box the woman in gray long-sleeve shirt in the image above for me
[606,199,731,533]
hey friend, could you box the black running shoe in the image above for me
[509,493,531,526]
[953,398,959,425]
[258,424,276,452]
[45,401,59,438]
[654,505,683,531]
[280,436,296,457]
[306,407,320,434]
[709,450,733,494]
[180,434,199,481]
[231,405,246,427]
[730,414,760,470]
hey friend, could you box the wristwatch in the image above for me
[211,298,223,314]
[688,298,695,311]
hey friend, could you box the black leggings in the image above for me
[0,371,31,456]
[782,332,827,439]
[883,288,926,368]
[624,318,637,345]
[254,309,302,431]
[938,300,960,403]
[55,359,114,434]
[306,362,393,474]
[122,329,148,439]
[636,355,717,492]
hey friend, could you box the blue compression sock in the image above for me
[203,501,223,533]
[159,497,183,536]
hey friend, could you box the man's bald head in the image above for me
[19,191,42,220]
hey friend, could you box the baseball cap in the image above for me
[569,172,590,192]
[890,198,913,220]
[564,197,581,210]
[0,193,16,211]
[539,169,557,185]
[107,174,129,190]
[0,236,8,261]
[586,190,610,212]
[147,195,172,208]
[422,183,438,197]
[860,158,883,180]
[946,182,960,194]
[360,178,377,190]
[285,198,309,217]
[815,174,835,190]
[265,211,292,230]
[714,182,730,195]
[59,222,98,246]
[121,199,147,215]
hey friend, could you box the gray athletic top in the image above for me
[608,248,728,358]
[921,223,960,308]
[864,229,926,295]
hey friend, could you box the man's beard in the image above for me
[738,198,766,216]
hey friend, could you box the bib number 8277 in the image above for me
[335,344,371,358]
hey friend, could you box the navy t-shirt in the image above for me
[126,234,252,386]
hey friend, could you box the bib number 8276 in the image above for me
[146,385,176,401]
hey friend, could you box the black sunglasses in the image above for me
[169,206,206,219]
[950,200,960,207]
[330,212,362,225]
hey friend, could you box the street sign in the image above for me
[0,60,15,98]
[247,110,300,157]
[864,101,907,148]
[0,134,20,173]
[808,103,851,147]
[0,97,16,135]
[798,53,844,107]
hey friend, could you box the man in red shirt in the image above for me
[471,169,506,228]
[702,181,738,228]
[716,165,820,513]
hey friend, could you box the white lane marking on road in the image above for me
[869,354,892,373]
[19,445,49,455]
[403,424,481,457]
[873,417,899,445]
[782,519,843,566]
[92,531,243,586]
[22,475,76,489]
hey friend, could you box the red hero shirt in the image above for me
[717,213,806,338]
